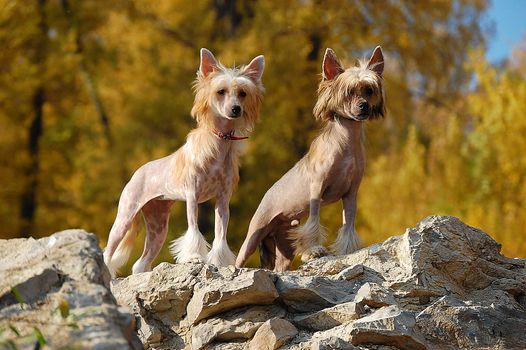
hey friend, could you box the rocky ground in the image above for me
[0,230,141,350]
[1,216,525,349]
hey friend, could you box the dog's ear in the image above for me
[367,46,384,76]
[323,48,344,81]
[200,48,219,77]
[242,55,265,82]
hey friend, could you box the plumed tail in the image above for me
[106,215,141,277]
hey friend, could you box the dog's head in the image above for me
[314,46,385,122]
[192,48,265,134]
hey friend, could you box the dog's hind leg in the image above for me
[132,199,173,274]
[331,188,361,255]
[259,236,276,270]
[290,182,329,262]
[169,193,210,263]
[104,188,144,276]
[207,192,236,266]
[274,229,295,272]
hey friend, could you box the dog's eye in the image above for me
[365,87,374,96]
[239,90,246,97]
[217,89,226,95]
[347,88,355,97]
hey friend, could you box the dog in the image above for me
[104,48,265,276]
[235,46,384,271]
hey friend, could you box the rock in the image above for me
[249,318,298,350]
[354,282,397,308]
[0,230,141,350]
[336,264,364,281]
[187,269,279,324]
[349,305,426,349]
[275,274,358,312]
[416,293,526,349]
[191,305,285,350]
[13,216,520,350]
[293,301,364,331]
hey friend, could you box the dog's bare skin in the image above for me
[104,48,264,276]
[236,47,384,271]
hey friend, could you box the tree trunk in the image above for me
[19,0,47,237]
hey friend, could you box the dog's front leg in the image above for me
[331,189,361,255]
[169,193,210,263]
[291,181,329,262]
[207,192,236,266]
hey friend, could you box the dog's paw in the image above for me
[178,254,205,265]
[300,245,330,262]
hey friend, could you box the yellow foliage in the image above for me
[2,0,525,270]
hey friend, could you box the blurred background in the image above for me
[1,0,525,271]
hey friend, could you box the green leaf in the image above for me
[10,287,24,304]
[32,327,46,346]
[8,325,20,337]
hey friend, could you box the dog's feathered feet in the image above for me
[169,227,210,263]
[207,239,236,266]
[331,225,361,256]
[290,218,330,262]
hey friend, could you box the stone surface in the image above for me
[354,282,397,308]
[191,305,285,350]
[186,268,279,324]
[5,216,525,349]
[349,305,426,349]
[293,301,364,331]
[248,318,298,350]
[0,230,141,350]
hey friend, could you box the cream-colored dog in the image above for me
[104,48,265,276]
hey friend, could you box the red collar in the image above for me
[212,129,248,141]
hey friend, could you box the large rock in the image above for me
[102,216,526,349]
[0,230,141,350]
[186,268,278,324]
[248,318,298,350]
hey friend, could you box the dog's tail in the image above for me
[106,215,141,277]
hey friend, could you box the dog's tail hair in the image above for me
[106,215,141,277]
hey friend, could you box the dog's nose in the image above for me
[232,105,241,116]
[358,101,369,112]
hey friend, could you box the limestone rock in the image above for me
[416,293,526,349]
[0,230,141,350]
[354,282,397,308]
[191,305,285,350]
[187,268,278,324]
[249,318,297,350]
[275,274,358,312]
[293,301,364,331]
[349,305,426,349]
[72,215,526,350]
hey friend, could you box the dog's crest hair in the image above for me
[314,47,385,123]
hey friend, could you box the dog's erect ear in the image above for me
[200,48,219,77]
[323,48,344,81]
[242,55,265,82]
[367,46,384,76]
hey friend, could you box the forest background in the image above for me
[1,0,525,271]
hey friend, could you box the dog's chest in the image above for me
[196,156,236,201]
[322,154,364,201]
